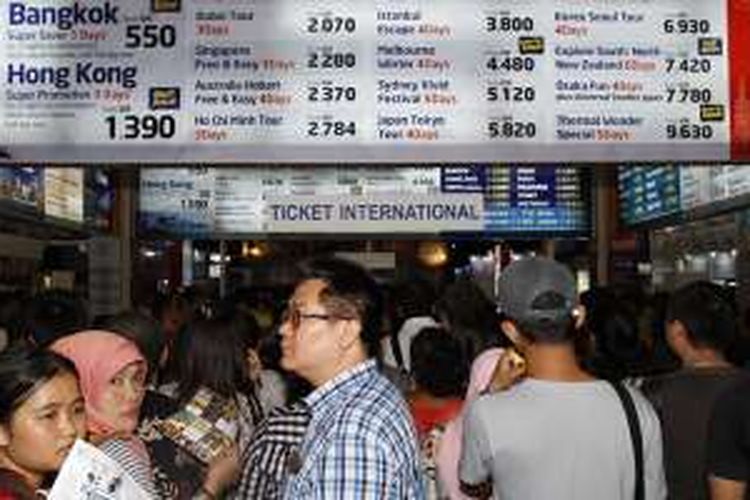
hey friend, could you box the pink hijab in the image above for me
[436,347,503,499]
[50,330,146,437]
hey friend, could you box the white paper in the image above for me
[48,440,150,500]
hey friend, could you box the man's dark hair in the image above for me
[410,327,468,398]
[301,257,384,358]
[152,290,191,322]
[517,317,578,344]
[0,290,28,348]
[666,281,737,352]
[436,279,500,360]
[390,278,435,327]
[584,295,647,380]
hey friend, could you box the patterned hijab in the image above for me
[50,330,146,437]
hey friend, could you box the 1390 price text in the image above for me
[105,114,176,140]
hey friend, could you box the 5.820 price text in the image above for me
[488,120,537,139]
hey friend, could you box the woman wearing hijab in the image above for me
[50,330,157,497]
[106,313,241,499]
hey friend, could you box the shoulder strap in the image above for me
[390,328,405,372]
[608,380,645,500]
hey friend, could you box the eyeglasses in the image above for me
[281,307,354,330]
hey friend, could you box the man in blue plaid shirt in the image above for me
[279,257,425,500]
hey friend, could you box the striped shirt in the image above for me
[99,437,158,498]
[283,360,425,500]
[234,402,311,500]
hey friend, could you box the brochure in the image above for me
[48,439,150,500]
[155,387,238,464]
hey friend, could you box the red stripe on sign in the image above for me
[730,0,750,160]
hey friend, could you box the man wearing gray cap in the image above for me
[459,257,666,500]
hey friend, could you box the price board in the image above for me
[2,0,746,162]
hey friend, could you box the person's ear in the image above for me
[572,305,586,330]
[337,318,361,352]
[500,320,527,350]
[0,425,11,447]
[159,344,170,368]
[666,320,690,352]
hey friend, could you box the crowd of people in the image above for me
[0,255,749,499]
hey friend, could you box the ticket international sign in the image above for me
[263,193,484,233]
[138,166,589,236]
[1,0,748,162]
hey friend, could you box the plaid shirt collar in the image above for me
[304,359,377,416]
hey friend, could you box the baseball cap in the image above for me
[497,257,577,327]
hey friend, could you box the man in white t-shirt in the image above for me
[459,257,667,500]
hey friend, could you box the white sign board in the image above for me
[0,0,738,162]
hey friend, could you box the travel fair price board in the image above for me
[1,0,748,162]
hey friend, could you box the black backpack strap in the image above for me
[390,328,405,372]
[608,380,645,500]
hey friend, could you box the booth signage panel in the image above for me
[1,0,748,162]
[0,165,41,209]
[618,164,750,226]
[138,166,589,235]
[681,165,750,209]
[618,165,681,225]
[43,167,83,222]
[138,167,214,234]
